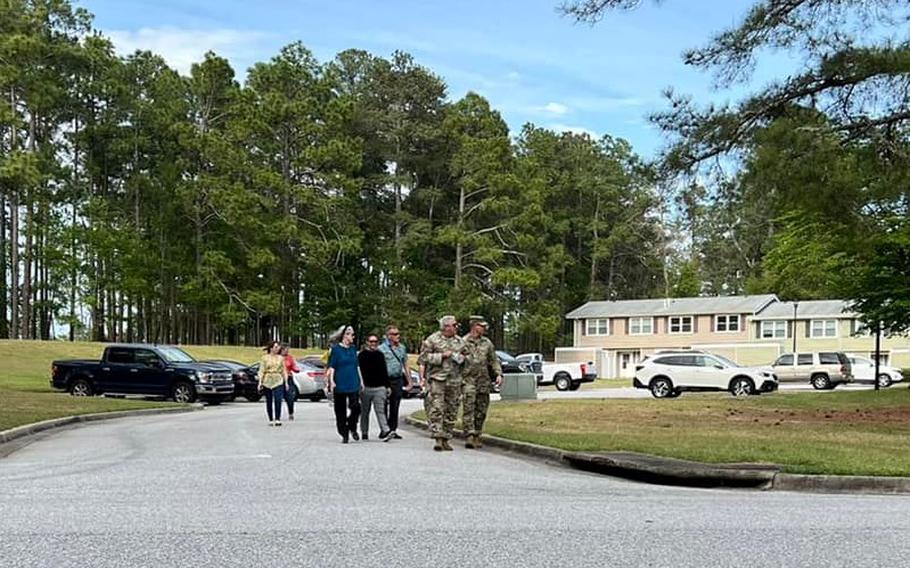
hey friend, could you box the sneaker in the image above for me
[433,439,444,451]
[378,431,390,440]
[275,421,282,427]
[362,433,369,441]
[342,435,349,444]
[268,421,275,427]
[391,432,403,440]
[351,430,360,441]
[288,415,295,421]
[441,439,453,451]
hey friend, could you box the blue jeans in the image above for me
[263,384,286,421]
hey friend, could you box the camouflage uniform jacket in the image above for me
[461,333,501,388]
[418,331,466,383]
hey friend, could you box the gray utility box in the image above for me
[499,373,538,400]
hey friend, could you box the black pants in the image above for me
[333,391,361,438]
[263,384,285,422]
[285,381,298,417]
[386,377,404,431]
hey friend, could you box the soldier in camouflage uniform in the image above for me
[461,316,502,449]
[418,315,466,451]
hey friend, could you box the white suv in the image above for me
[633,351,779,398]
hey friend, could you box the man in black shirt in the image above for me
[358,335,391,440]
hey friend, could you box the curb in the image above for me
[0,404,205,451]
[404,415,910,495]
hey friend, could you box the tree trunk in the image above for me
[9,89,19,339]
[0,191,7,338]
[454,186,466,290]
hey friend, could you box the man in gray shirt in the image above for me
[378,325,411,441]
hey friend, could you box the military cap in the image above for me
[469,315,488,328]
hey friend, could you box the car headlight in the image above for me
[196,371,211,383]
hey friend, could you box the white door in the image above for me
[617,351,640,378]
[849,357,874,382]
[697,355,731,388]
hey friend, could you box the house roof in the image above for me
[565,294,778,319]
[752,300,856,320]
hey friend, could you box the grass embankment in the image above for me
[0,340,269,431]
[416,389,910,476]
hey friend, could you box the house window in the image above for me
[760,321,788,339]
[715,314,740,333]
[810,319,838,338]
[585,318,609,336]
[629,317,653,335]
[669,316,693,334]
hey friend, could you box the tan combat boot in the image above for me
[474,435,483,448]
[465,435,477,449]
[433,438,444,451]
[441,439,454,451]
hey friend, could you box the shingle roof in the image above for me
[753,300,855,320]
[565,294,778,319]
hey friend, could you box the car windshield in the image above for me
[157,347,196,363]
[497,351,517,363]
[709,354,740,368]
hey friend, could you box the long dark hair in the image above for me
[263,340,280,353]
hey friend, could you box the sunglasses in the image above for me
[388,332,400,336]
[368,339,379,343]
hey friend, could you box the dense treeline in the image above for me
[0,0,669,350]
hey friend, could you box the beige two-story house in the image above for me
[559,296,910,378]
[751,300,910,368]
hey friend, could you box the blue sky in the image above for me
[81,0,782,159]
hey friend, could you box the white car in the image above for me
[847,355,903,388]
[633,351,779,398]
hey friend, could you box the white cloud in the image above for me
[548,123,599,138]
[107,27,267,75]
[567,96,647,112]
[541,102,569,115]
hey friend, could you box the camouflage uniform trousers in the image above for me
[461,380,491,437]
[427,378,462,439]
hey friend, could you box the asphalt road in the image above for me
[2,399,909,568]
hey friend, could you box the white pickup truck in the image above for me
[515,353,597,391]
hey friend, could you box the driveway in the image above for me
[1,399,908,567]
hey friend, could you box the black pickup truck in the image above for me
[50,344,234,404]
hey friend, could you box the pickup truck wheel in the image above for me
[554,373,572,391]
[69,378,93,397]
[649,377,673,399]
[811,374,831,390]
[729,377,755,397]
[172,381,197,403]
[877,373,892,388]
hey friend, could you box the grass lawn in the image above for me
[0,340,294,431]
[417,389,910,476]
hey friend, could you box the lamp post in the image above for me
[874,322,882,391]
[792,301,799,353]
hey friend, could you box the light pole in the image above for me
[792,301,799,353]
[874,322,882,391]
